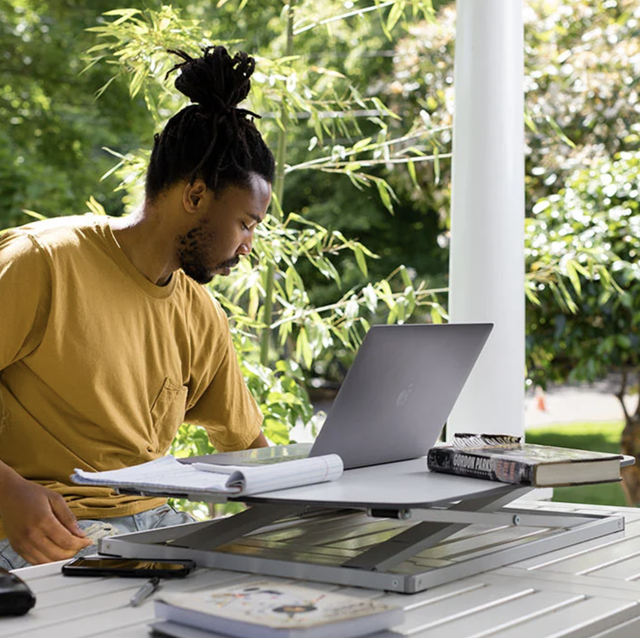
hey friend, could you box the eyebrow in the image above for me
[247,212,263,224]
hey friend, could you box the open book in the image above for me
[71,454,343,497]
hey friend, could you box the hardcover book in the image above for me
[151,580,404,638]
[427,434,624,487]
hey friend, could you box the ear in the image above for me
[182,179,209,214]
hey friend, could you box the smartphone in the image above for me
[61,557,196,578]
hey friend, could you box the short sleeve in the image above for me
[184,297,263,452]
[0,230,52,370]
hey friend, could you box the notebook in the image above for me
[181,323,493,471]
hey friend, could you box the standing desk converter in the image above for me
[98,458,625,594]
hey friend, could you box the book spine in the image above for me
[427,448,535,485]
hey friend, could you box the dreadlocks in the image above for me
[145,46,275,201]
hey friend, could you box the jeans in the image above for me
[0,504,195,571]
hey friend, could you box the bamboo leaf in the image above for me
[21,209,47,221]
[296,328,313,369]
[407,159,418,188]
[545,114,576,149]
[285,266,296,299]
[430,306,443,324]
[352,137,372,152]
[85,196,106,216]
[565,260,582,297]
[354,245,368,276]
[386,1,404,32]
[376,180,393,214]
[94,75,118,100]
[129,67,146,99]
[400,265,412,288]
[103,9,141,26]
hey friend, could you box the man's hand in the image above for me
[0,472,92,565]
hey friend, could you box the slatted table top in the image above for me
[3,500,640,638]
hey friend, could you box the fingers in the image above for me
[13,525,91,566]
[0,478,94,565]
[13,496,93,565]
[48,492,87,538]
[19,536,73,566]
[46,496,93,552]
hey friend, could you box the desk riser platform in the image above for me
[100,505,624,594]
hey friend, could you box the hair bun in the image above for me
[167,46,255,112]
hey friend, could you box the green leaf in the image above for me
[285,266,296,299]
[296,328,313,369]
[85,196,106,216]
[377,279,394,307]
[129,67,146,99]
[266,392,302,405]
[565,260,582,296]
[354,245,368,276]
[616,335,632,350]
[352,137,372,152]
[376,180,394,214]
[545,115,576,149]
[407,160,418,188]
[21,209,47,221]
[386,1,404,33]
[400,265,412,289]
[263,418,290,445]
[103,8,141,26]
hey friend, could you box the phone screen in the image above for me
[62,557,196,578]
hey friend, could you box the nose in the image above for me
[237,240,252,256]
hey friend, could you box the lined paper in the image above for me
[194,455,343,495]
[71,454,343,496]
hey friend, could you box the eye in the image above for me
[241,222,250,231]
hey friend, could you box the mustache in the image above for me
[219,257,240,269]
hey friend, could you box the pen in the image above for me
[129,576,161,607]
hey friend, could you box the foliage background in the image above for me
[4,0,640,510]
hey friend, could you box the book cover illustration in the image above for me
[157,580,400,630]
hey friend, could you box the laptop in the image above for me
[182,323,493,470]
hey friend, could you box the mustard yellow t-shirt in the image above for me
[0,214,262,539]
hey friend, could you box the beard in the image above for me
[177,223,238,285]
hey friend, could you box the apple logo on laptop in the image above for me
[396,383,415,407]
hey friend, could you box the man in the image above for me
[0,45,275,568]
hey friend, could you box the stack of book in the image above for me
[149,580,404,638]
[427,433,625,487]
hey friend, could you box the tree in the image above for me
[0,0,157,229]
[526,151,640,503]
[380,0,640,243]
[376,0,640,500]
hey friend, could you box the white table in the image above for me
[3,500,640,638]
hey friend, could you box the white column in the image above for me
[447,0,525,439]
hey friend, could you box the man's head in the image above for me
[145,46,275,283]
[176,173,271,284]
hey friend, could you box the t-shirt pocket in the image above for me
[149,377,188,454]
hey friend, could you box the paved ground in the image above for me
[525,377,635,429]
[289,377,637,443]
